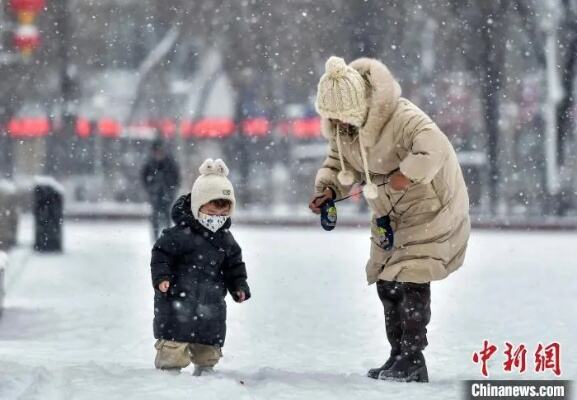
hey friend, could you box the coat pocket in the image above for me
[387,182,441,220]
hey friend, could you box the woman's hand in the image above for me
[308,188,335,214]
[390,171,412,191]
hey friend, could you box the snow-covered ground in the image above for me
[0,219,575,400]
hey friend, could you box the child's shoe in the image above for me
[193,366,215,376]
[159,368,181,376]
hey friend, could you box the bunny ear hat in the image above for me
[190,158,236,218]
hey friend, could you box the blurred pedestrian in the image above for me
[141,138,181,240]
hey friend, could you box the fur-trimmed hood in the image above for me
[320,58,402,148]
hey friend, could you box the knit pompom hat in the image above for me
[315,56,368,127]
[190,158,236,219]
[315,56,379,200]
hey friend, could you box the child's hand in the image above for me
[234,291,246,303]
[158,281,170,293]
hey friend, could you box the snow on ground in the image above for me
[0,219,575,400]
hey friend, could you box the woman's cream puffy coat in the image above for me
[315,58,470,284]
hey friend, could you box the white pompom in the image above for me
[199,158,230,177]
[338,170,355,186]
[213,159,230,177]
[325,56,347,78]
[198,158,215,175]
[363,183,379,200]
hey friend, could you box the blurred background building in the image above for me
[0,0,576,220]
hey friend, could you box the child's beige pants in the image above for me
[154,339,222,370]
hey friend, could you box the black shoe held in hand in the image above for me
[320,199,337,231]
[375,215,394,250]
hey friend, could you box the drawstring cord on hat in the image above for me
[334,122,378,199]
[335,124,347,175]
[358,133,378,199]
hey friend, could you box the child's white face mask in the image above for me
[197,212,229,232]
